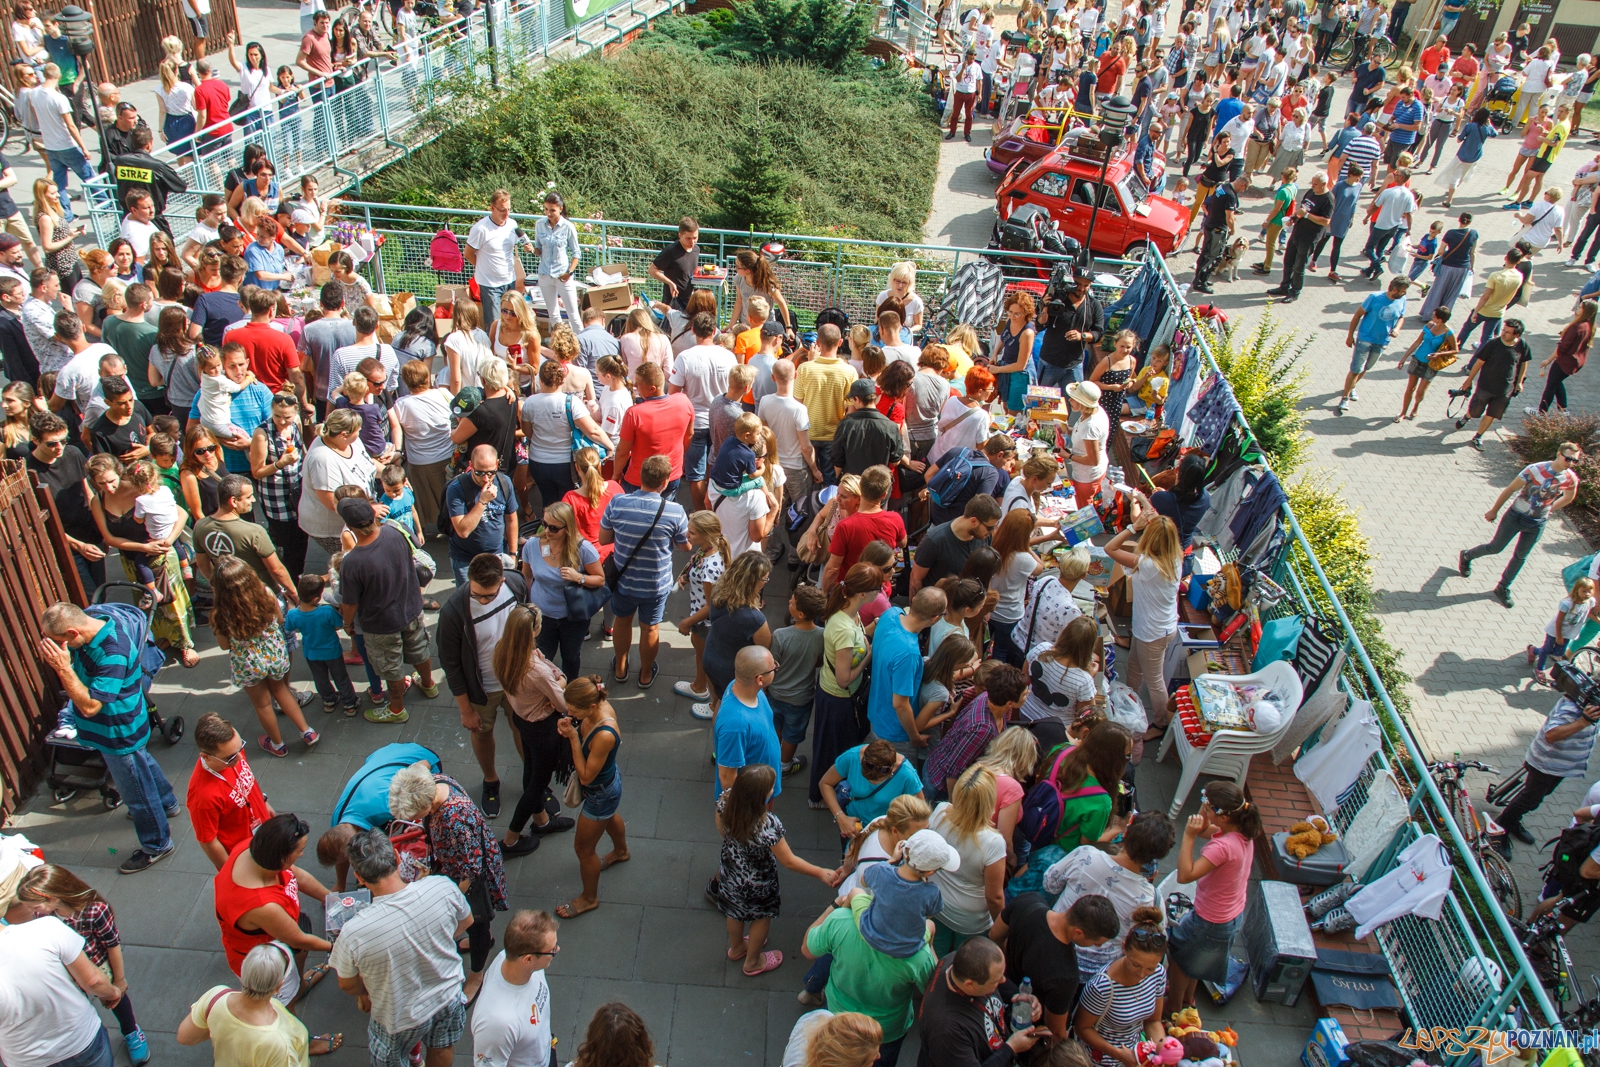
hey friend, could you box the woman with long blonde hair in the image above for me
[789,1011,882,1067]
[943,322,980,383]
[155,55,197,158]
[928,763,1007,954]
[838,792,933,891]
[976,726,1038,867]
[1105,513,1182,741]
[33,179,80,290]
[489,289,541,379]
[702,551,773,711]
[520,498,604,678]
[444,299,494,393]
[492,603,576,857]
[619,306,671,378]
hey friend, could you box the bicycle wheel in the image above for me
[1371,36,1394,63]
[1479,846,1523,921]
[1327,38,1352,66]
[1571,645,1600,679]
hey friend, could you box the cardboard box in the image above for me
[433,284,473,309]
[582,262,633,313]
[310,241,342,267]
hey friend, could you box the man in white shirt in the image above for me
[0,233,31,286]
[34,62,100,224]
[1358,173,1417,280]
[466,189,531,329]
[48,318,120,422]
[946,48,982,142]
[667,311,735,510]
[470,911,559,1067]
[877,307,920,365]
[118,191,159,262]
[758,357,821,566]
[332,830,474,1065]
[0,910,126,1067]
[1218,103,1256,155]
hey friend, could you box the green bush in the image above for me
[366,29,938,241]
[713,0,873,71]
[1202,312,1310,477]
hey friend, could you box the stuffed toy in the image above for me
[1135,1037,1184,1065]
[1285,816,1338,861]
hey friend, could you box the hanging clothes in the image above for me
[1164,340,1206,433]
[1101,262,1160,325]
[1271,650,1349,764]
[1344,834,1453,939]
[1294,699,1380,812]
[1195,463,1259,548]
[1229,469,1288,558]
[1184,374,1239,454]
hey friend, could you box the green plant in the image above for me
[1201,312,1310,477]
[713,102,797,232]
[714,0,873,71]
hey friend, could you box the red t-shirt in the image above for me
[299,31,334,77]
[563,481,624,560]
[193,77,235,135]
[232,322,301,393]
[186,753,271,853]
[1418,44,1450,76]
[1450,55,1479,83]
[1096,54,1126,94]
[829,508,907,584]
[617,393,695,484]
[214,841,300,975]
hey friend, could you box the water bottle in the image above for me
[1012,977,1033,1033]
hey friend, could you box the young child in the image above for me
[211,558,319,755]
[848,828,957,958]
[1169,176,1192,209]
[916,634,979,742]
[17,864,151,1065]
[323,549,395,702]
[1532,577,1597,684]
[1021,614,1102,725]
[1410,219,1443,282]
[146,432,182,495]
[858,539,899,627]
[333,371,396,463]
[1167,779,1260,1010]
[379,464,422,541]
[1313,70,1337,152]
[150,412,183,455]
[676,511,733,703]
[196,344,253,442]
[709,369,757,470]
[285,573,358,714]
[126,459,183,592]
[710,408,765,502]
[930,577,987,658]
[595,354,633,444]
[769,585,829,775]
[712,764,841,976]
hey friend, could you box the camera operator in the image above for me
[1494,695,1600,848]
[1035,267,1103,389]
[1528,783,1600,931]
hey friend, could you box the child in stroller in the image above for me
[1486,73,1521,132]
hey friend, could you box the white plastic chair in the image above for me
[1156,658,1305,818]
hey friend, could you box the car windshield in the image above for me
[1122,172,1149,207]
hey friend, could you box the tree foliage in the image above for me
[714,0,873,70]
[713,103,797,232]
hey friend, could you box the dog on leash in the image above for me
[1218,238,1248,283]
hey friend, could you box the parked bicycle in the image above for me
[1429,755,1523,920]
[1515,897,1580,1017]
[1326,20,1394,69]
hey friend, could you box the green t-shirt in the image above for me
[1048,748,1113,850]
[1267,182,1297,228]
[820,611,868,699]
[804,894,935,1040]
[102,315,161,403]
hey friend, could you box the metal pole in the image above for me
[485,0,499,89]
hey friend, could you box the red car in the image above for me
[995,138,1189,262]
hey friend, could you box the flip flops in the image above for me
[743,950,783,977]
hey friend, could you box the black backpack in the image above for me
[1540,820,1600,896]
[815,307,850,336]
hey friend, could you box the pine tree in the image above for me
[713,105,796,232]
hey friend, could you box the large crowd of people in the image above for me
[0,0,1598,1065]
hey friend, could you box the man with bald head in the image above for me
[713,644,784,800]
[443,443,518,586]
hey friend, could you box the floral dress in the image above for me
[423,774,508,912]
[684,548,725,622]
[228,627,290,689]
[711,792,785,922]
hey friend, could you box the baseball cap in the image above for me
[0,234,20,251]
[904,829,961,873]
[847,378,878,403]
[336,496,376,527]
[760,319,786,338]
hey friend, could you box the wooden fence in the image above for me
[3,0,243,89]
[0,462,82,821]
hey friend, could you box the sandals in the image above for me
[310,1034,343,1057]
[742,950,783,977]
[300,963,332,995]
[556,898,600,919]
[638,663,659,689]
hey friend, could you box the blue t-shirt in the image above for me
[866,608,926,743]
[1413,326,1452,363]
[833,744,924,822]
[1456,121,1495,164]
[858,861,945,960]
[520,536,601,621]
[444,471,514,561]
[1357,292,1406,345]
[186,382,274,473]
[243,241,287,290]
[382,486,416,531]
[331,743,443,830]
[284,603,344,662]
[710,437,757,492]
[1213,96,1243,132]
[713,688,783,799]
[190,290,246,348]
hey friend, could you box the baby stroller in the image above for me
[45,584,185,809]
[1485,74,1520,132]
[786,483,837,587]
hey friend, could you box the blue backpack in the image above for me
[1016,745,1109,851]
[926,448,990,509]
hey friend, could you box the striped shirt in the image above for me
[1081,964,1169,1066]
[1388,99,1424,144]
[70,604,150,756]
[599,491,688,600]
[1527,698,1598,778]
[1341,134,1382,177]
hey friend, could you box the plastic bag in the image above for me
[1342,1040,1424,1067]
[1387,235,1410,275]
[1107,681,1149,735]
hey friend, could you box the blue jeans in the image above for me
[46,1027,113,1067]
[684,428,712,483]
[1464,509,1546,593]
[73,551,106,597]
[1037,362,1080,389]
[478,283,514,322]
[46,146,100,222]
[451,555,472,587]
[1362,224,1403,274]
[103,746,176,854]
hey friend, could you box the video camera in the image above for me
[1551,659,1600,712]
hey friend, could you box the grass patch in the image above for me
[365,25,940,242]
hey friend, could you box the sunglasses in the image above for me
[471,469,493,480]
[541,523,565,534]
[1126,925,1166,948]
[207,747,244,766]
[501,307,517,316]
[194,444,218,455]
[41,438,66,449]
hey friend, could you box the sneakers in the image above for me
[1492,586,1514,609]
[1336,396,1350,414]
[124,1028,150,1066]
[302,729,320,748]
[674,680,710,700]
[797,990,827,1007]
[1458,550,1471,578]
[1525,406,1542,416]
[482,780,502,818]
[1348,389,1360,402]
[1305,880,1359,919]
[784,755,809,777]
[258,735,288,757]
[364,706,410,724]
[531,815,576,834]
[1468,435,1484,451]
[368,685,388,706]
[415,675,440,699]
[322,698,338,713]
[1503,821,1535,845]
[690,701,714,720]
[294,689,315,708]
[1527,643,1538,665]
[118,848,173,875]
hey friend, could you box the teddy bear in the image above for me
[1285,815,1338,861]
[1135,1036,1184,1065]
[1177,1031,1226,1067]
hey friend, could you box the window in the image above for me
[1073,178,1121,214]
[1031,171,1071,198]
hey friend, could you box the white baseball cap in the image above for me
[904,829,961,873]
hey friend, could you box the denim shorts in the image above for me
[1168,908,1243,984]
[610,586,670,626]
[684,428,712,482]
[1349,340,1385,375]
[582,770,623,820]
[768,698,813,745]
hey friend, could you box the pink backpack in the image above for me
[429,228,464,274]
